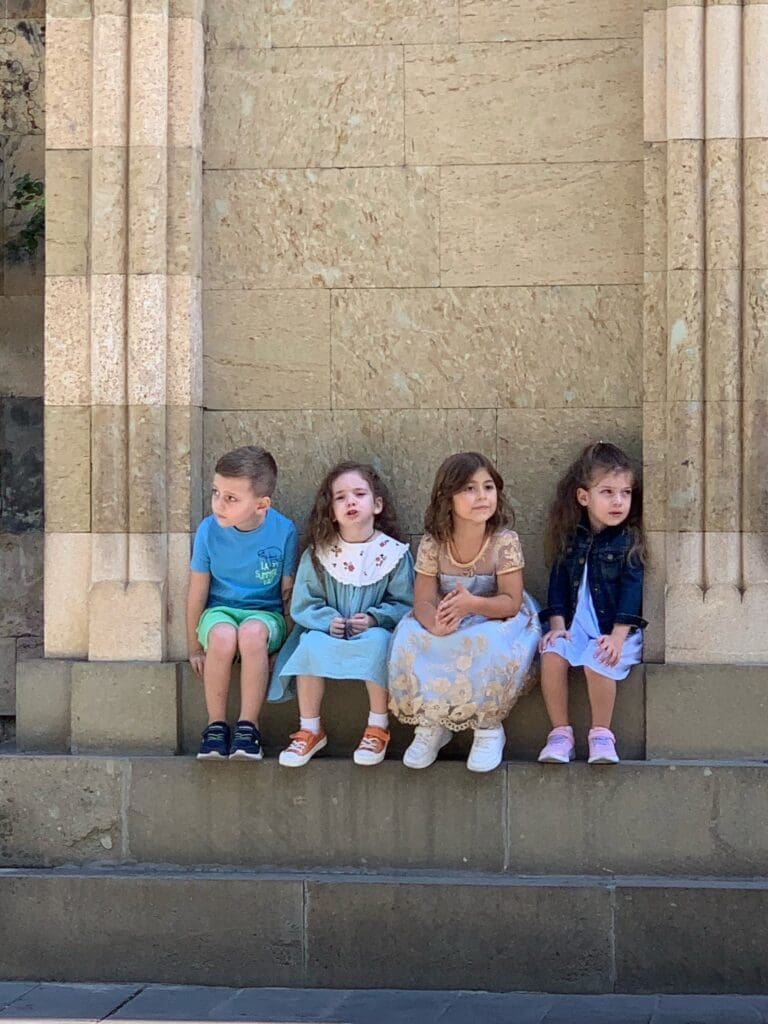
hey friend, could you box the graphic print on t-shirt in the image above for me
[255,546,282,586]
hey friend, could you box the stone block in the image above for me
[92,13,129,147]
[667,140,705,271]
[166,405,202,533]
[167,533,192,660]
[0,984,142,1019]
[44,532,90,657]
[44,277,90,405]
[71,661,179,752]
[642,402,666,532]
[642,531,666,662]
[704,401,741,532]
[203,407,496,536]
[46,149,91,276]
[305,877,612,991]
[0,396,43,532]
[46,16,92,149]
[47,0,91,13]
[666,5,704,141]
[0,872,304,986]
[646,664,768,759]
[91,405,128,533]
[644,10,666,143]
[744,273,768,403]
[128,146,167,276]
[744,4,768,139]
[665,580,768,664]
[128,275,167,405]
[266,0,458,46]
[743,401,768,532]
[0,639,15,716]
[331,285,641,411]
[127,757,506,871]
[0,296,43,399]
[705,140,741,272]
[643,272,667,408]
[666,270,704,401]
[167,148,202,278]
[705,270,742,402]
[665,402,704,532]
[203,167,439,290]
[0,532,42,640]
[745,139,768,271]
[0,17,44,137]
[167,275,203,407]
[127,405,167,533]
[91,275,127,405]
[44,406,91,532]
[204,289,331,410]
[205,0,270,49]
[440,162,642,287]
[15,658,72,752]
[129,13,169,148]
[496,407,642,534]
[205,46,403,170]
[91,147,128,274]
[615,882,768,993]
[644,143,667,272]
[0,754,125,863]
[168,17,204,150]
[459,0,641,42]
[405,40,640,166]
[87,582,168,663]
[705,5,741,140]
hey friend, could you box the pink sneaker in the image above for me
[588,727,619,764]
[537,726,575,764]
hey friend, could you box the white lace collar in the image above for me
[317,532,409,587]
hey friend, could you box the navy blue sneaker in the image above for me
[229,720,264,761]
[196,721,231,761]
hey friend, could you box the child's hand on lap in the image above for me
[539,629,570,654]
[596,633,623,666]
[436,583,475,631]
[329,616,347,638]
[346,613,375,635]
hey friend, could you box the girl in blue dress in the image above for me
[271,461,414,767]
[388,452,541,773]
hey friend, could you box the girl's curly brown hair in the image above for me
[304,461,404,573]
[424,452,512,544]
[543,441,647,565]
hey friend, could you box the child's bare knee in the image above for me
[207,623,238,655]
[238,619,269,651]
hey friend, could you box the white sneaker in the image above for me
[467,726,506,773]
[402,725,452,769]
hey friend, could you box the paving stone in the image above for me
[0,986,37,1013]
[541,994,657,1024]
[649,995,765,1023]
[0,982,142,1020]
[110,984,243,1020]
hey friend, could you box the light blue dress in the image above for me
[548,564,642,681]
[268,532,414,701]
[388,530,541,731]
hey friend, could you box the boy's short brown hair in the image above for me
[214,446,277,497]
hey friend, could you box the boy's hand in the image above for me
[346,613,375,635]
[539,629,570,654]
[189,650,205,678]
[329,616,347,638]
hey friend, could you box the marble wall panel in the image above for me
[496,407,642,534]
[205,47,404,169]
[331,286,641,410]
[265,0,459,47]
[459,0,641,42]
[204,408,497,536]
[405,40,641,165]
[204,167,439,289]
[440,162,643,287]
[203,289,331,410]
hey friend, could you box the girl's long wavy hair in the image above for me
[543,441,647,565]
[304,461,404,574]
[425,452,511,544]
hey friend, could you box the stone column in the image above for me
[643,0,768,663]
[44,0,203,663]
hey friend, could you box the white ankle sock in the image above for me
[368,711,389,729]
[474,725,505,738]
[300,716,322,734]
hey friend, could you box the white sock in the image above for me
[368,711,389,729]
[300,716,322,734]
[474,725,505,738]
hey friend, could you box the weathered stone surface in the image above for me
[665,401,704,532]
[129,12,169,148]
[71,661,178,751]
[45,149,90,276]
[666,5,704,141]
[744,271,768,404]
[644,142,666,272]
[167,274,202,408]
[166,405,202,533]
[87,580,167,661]
[203,167,439,290]
[705,269,742,402]
[91,146,128,274]
[167,148,202,278]
[0,397,43,532]
[0,639,15,716]
[440,162,643,286]
[91,275,127,405]
[205,0,270,49]
[744,4,768,139]
[46,16,90,148]
[0,755,125,865]
[306,878,612,991]
[705,4,741,140]
[667,140,705,271]
[331,286,641,410]
[127,404,167,533]
[43,532,90,657]
[266,0,459,46]
[666,269,704,402]
[44,276,89,405]
[128,275,167,405]
[643,272,666,405]
[128,146,167,276]
[90,405,128,533]
[169,17,204,150]
[204,407,496,535]
[742,400,768,533]
[15,659,72,752]
[92,13,128,147]
[745,138,768,271]
[459,0,641,42]
[44,406,91,532]
[205,46,404,169]
[643,10,665,143]
[204,289,331,410]
[704,400,741,532]
[0,297,43,399]
[665,578,768,664]
[496,407,642,534]
[405,40,641,166]
[167,532,192,660]
[643,402,666,532]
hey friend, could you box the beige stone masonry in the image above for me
[459,0,641,41]
[265,0,459,47]
[46,16,92,149]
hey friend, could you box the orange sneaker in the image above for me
[353,725,390,766]
[278,728,327,767]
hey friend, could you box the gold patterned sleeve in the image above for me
[414,534,440,576]
[495,529,525,574]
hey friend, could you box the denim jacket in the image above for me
[539,516,647,635]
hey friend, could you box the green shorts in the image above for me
[196,606,287,654]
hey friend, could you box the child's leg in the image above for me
[365,680,388,716]
[540,651,570,727]
[237,619,270,724]
[584,666,617,729]
[355,681,390,766]
[296,674,325,721]
[278,674,328,767]
[203,623,238,722]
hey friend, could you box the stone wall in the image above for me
[201,0,644,605]
[0,2,45,728]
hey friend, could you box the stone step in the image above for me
[3,754,767,877]
[1,865,766,994]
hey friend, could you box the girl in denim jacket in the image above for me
[537,442,647,765]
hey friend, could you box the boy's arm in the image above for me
[186,570,210,677]
[280,574,295,633]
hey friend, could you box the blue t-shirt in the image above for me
[190,508,299,612]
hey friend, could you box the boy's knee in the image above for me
[207,623,238,654]
[238,619,270,650]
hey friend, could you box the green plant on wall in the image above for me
[4,174,45,263]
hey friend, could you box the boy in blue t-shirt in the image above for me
[187,445,298,761]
